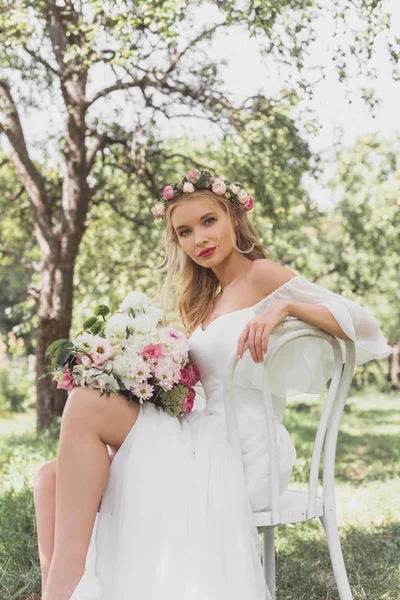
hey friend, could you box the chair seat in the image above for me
[253,488,324,529]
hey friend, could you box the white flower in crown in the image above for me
[186,168,201,183]
[211,178,226,195]
[152,203,165,218]
[228,183,240,194]
[238,188,249,205]
[183,181,195,193]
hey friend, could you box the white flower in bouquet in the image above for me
[104,313,137,343]
[72,331,96,353]
[113,351,140,376]
[88,372,120,393]
[132,313,160,334]
[145,305,163,322]
[120,291,150,313]
[43,290,200,417]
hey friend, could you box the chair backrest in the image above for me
[222,318,356,526]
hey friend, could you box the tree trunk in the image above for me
[35,255,78,432]
[390,344,399,389]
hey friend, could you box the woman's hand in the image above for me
[236,300,292,363]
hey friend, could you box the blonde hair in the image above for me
[155,189,269,338]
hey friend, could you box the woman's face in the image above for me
[170,197,235,267]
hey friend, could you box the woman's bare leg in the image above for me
[33,460,57,591]
[34,449,117,593]
[42,387,140,600]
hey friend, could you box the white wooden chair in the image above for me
[223,319,356,600]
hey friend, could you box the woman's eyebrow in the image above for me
[176,212,215,231]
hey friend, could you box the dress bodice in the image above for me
[188,305,288,422]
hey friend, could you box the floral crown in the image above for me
[151,168,254,220]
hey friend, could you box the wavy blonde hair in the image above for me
[155,189,269,337]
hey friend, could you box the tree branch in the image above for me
[23,46,59,76]
[0,235,42,272]
[0,80,55,246]
[86,132,108,174]
[86,80,142,108]
[91,197,149,228]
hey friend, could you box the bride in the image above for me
[34,169,392,600]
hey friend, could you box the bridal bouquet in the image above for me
[40,292,200,417]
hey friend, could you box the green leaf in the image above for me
[45,338,70,357]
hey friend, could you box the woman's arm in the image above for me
[287,301,353,342]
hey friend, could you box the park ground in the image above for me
[0,389,399,600]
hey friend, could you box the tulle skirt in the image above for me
[84,399,295,599]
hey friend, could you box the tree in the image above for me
[0,0,396,430]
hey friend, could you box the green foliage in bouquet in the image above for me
[38,303,112,381]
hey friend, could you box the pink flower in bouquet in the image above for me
[141,343,165,360]
[182,387,195,413]
[166,327,183,340]
[57,368,75,391]
[187,363,201,385]
[179,367,193,387]
[91,338,115,366]
[154,363,176,390]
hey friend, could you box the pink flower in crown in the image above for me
[238,189,249,205]
[57,368,75,391]
[187,363,201,385]
[243,196,254,211]
[186,168,201,183]
[182,387,195,413]
[152,203,166,218]
[163,186,174,200]
[212,178,227,195]
[91,338,115,366]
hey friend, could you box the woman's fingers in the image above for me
[237,319,271,362]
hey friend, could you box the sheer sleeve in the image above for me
[233,274,392,399]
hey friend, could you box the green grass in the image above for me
[0,391,399,599]
[277,389,400,599]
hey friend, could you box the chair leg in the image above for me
[262,528,276,600]
[319,513,353,600]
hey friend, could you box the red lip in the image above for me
[199,247,216,257]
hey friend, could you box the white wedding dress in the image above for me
[71,274,392,600]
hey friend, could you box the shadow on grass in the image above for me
[284,400,400,486]
[273,520,400,600]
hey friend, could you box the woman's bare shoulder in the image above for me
[248,259,298,298]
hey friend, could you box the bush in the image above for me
[0,359,36,414]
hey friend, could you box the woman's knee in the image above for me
[34,459,57,496]
[62,386,140,450]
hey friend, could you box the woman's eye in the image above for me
[179,217,216,237]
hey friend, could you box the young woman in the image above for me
[34,169,392,600]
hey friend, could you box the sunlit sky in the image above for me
[4,1,400,212]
